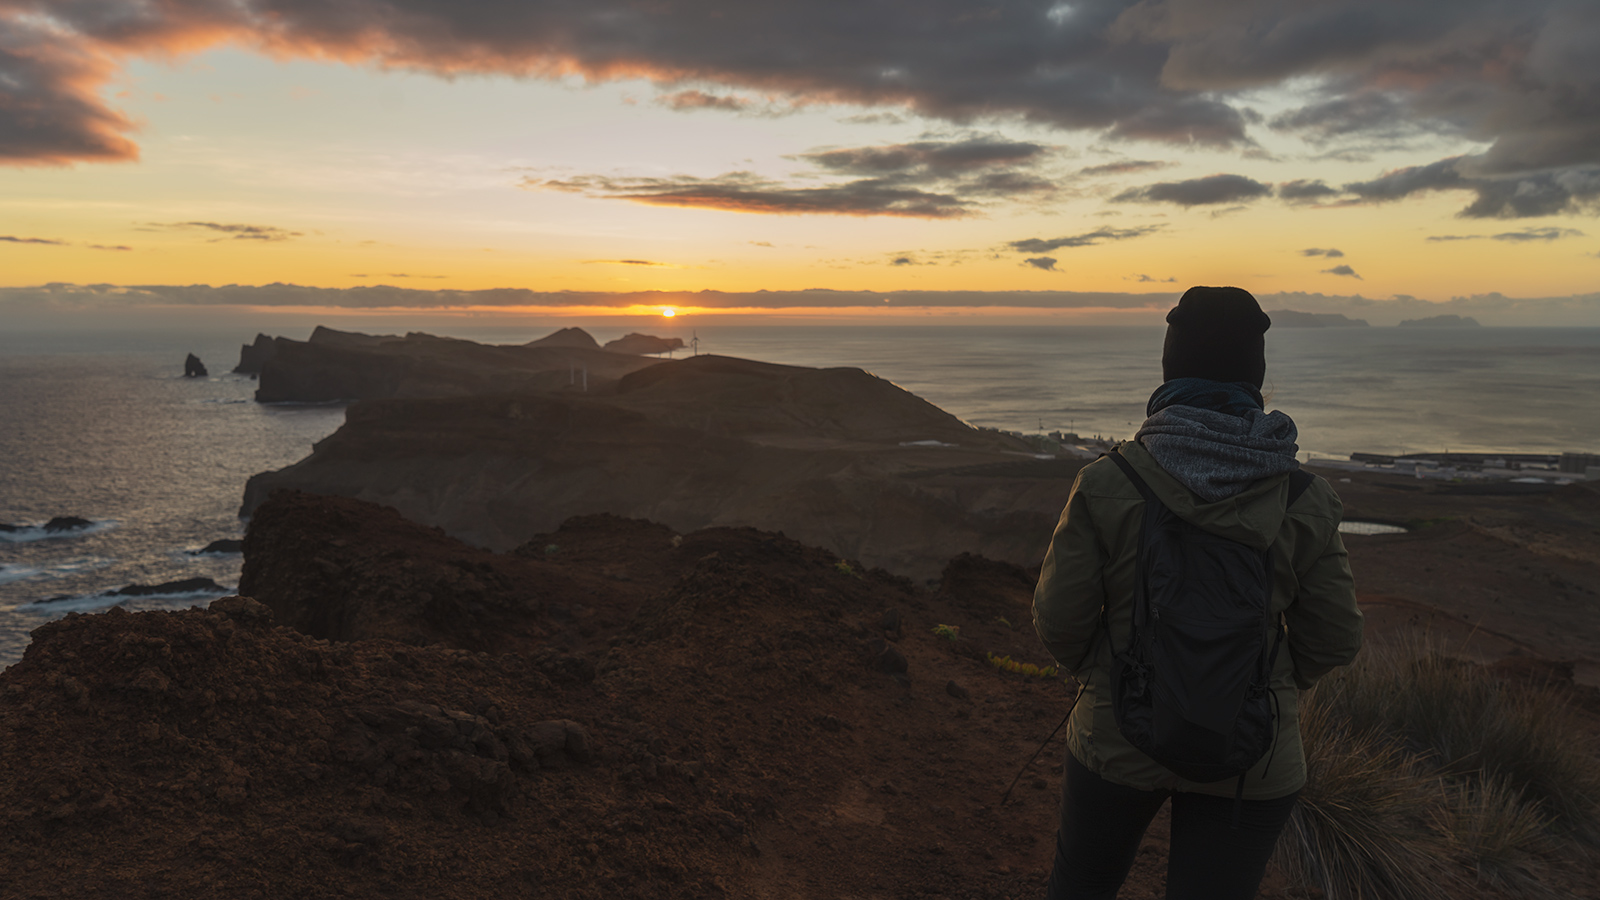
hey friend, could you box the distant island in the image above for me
[1267,309,1370,328]
[1398,314,1481,327]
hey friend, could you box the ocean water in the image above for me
[3,324,1598,669]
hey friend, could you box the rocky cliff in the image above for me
[242,354,1077,579]
[253,329,667,403]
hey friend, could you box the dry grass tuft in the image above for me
[1278,694,1460,900]
[1275,640,1600,899]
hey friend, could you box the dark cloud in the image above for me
[1322,265,1361,279]
[1008,225,1163,253]
[1129,273,1176,283]
[1269,92,1432,142]
[6,0,1600,222]
[151,222,303,241]
[0,20,140,164]
[1,235,66,245]
[1078,160,1171,177]
[1301,248,1344,258]
[1023,257,1058,271]
[532,136,1055,217]
[890,256,915,266]
[1426,227,1586,243]
[1343,157,1600,218]
[1277,179,1341,203]
[1113,174,1272,207]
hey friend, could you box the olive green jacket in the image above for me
[1033,440,1363,799]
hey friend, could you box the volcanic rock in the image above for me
[43,516,95,533]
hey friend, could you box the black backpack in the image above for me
[1105,448,1314,787]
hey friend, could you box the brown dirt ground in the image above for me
[2,487,1596,899]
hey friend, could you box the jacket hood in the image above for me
[1118,440,1292,551]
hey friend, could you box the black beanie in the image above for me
[1162,286,1271,387]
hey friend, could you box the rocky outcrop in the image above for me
[184,353,208,377]
[242,354,1077,579]
[0,497,1076,900]
[254,329,666,403]
[526,327,601,350]
[233,333,276,375]
[603,333,685,355]
[43,516,94,533]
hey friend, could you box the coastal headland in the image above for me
[2,326,1598,898]
[240,329,1072,580]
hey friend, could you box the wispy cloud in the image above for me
[1426,227,1586,243]
[2,235,131,250]
[1113,174,1273,207]
[1007,225,1162,254]
[585,259,672,266]
[1024,257,1058,271]
[1078,160,1172,177]
[149,222,303,242]
[1,235,67,245]
[1278,179,1342,203]
[529,135,1056,218]
[1322,265,1362,279]
[1301,248,1344,258]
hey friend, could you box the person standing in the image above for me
[1033,286,1364,899]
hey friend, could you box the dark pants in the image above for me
[1045,752,1298,900]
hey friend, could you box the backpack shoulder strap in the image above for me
[1106,446,1160,505]
[1286,468,1316,509]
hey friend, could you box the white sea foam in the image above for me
[0,566,40,586]
[0,519,118,544]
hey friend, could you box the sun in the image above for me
[662,308,677,317]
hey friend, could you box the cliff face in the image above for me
[233,333,276,375]
[243,354,1077,579]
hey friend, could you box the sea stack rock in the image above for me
[184,353,208,378]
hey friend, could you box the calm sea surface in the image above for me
[4,324,1598,668]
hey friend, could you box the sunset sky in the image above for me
[3,0,1599,324]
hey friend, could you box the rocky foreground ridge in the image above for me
[242,330,1076,579]
[0,491,1110,900]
